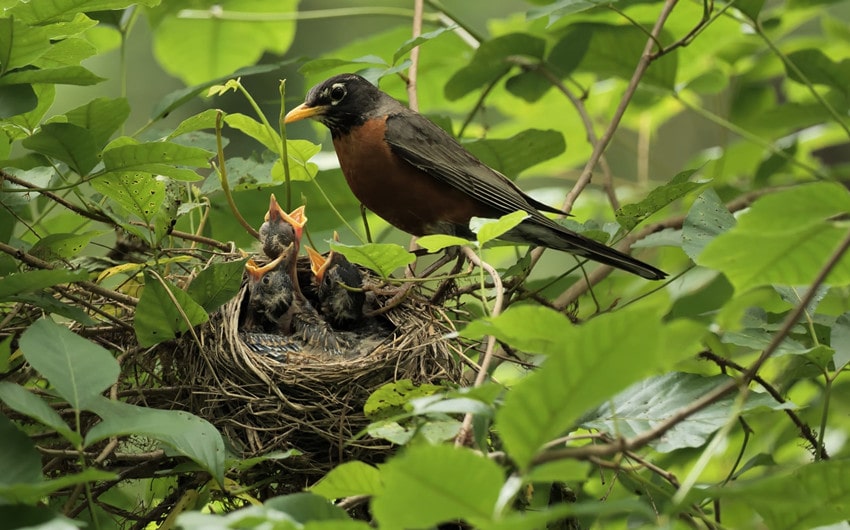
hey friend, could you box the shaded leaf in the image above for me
[21,122,99,175]
[0,413,42,486]
[832,312,850,370]
[330,242,414,278]
[311,462,382,499]
[681,187,736,260]
[101,138,212,181]
[0,65,104,86]
[264,492,351,522]
[578,24,678,89]
[186,258,248,312]
[19,319,120,410]
[446,33,546,100]
[0,467,114,505]
[0,269,87,300]
[393,25,457,64]
[0,382,79,445]
[9,0,160,23]
[699,460,850,530]
[580,372,790,452]
[0,84,37,118]
[85,397,225,485]
[464,129,566,177]
[134,271,209,347]
[29,231,105,261]
[372,445,503,529]
[9,292,97,326]
[91,172,165,225]
[64,96,130,149]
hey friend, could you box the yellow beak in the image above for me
[284,103,324,124]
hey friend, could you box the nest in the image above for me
[154,252,462,486]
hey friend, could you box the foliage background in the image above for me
[2,0,850,529]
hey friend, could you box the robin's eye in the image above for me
[329,83,346,104]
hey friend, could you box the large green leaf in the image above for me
[0,413,42,487]
[464,129,566,178]
[64,97,130,149]
[101,138,212,181]
[0,17,52,72]
[185,258,248,312]
[329,242,414,279]
[0,269,87,300]
[681,187,736,261]
[698,183,850,290]
[0,382,79,445]
[0,467,115,505]
[91,172,165,225]
[0,84,37,118]
[18,319,120,411]
[446,33,546,101]
[371,444,503,528]
[21,122,99,175]
[311,462,382,499]
[580,372,789,452]
[134,271,209,347]
[149,0,298,86]
[85,396,225,485]
[0,65,104,86]
[466,304,702,469]
[699,460,850,530]
[8,0,161,23]
[29,231,105,261]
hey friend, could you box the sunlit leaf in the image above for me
[372,445,503,529]
[416,234,470,252]
[21,122,99,175]
[475,211,529,245]
[616,169,701,231]
[329,242,414,278]
[101,139,212,181]
[311,462,382,499]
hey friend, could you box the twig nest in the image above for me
[163,253,461,484]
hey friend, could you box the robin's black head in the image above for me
[284,74,395,136]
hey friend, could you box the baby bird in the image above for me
[244,251,296,333]
[306,236,366,330]
[258,193,306,259]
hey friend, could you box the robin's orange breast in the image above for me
[332,116,494,237]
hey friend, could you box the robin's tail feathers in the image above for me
[506,223,667,280]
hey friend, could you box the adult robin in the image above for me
[305,233,366,330]
[258,194,306,259]
[284,73,666,280]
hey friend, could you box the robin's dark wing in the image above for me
[383,111,567,220]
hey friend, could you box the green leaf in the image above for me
[186,258,248,312]
[0,466,114,506]
[279,139,322,182]
[101,137,212,180]
[134,271,210,347]
[149,0,298,86]
[475,211,529,245]
[546,24,594,78]
[393,25,457,65]
[0,17,52,72]
[311,462,382,499]
[371,445,503,529]
[168,108,221,139]
[18,319,120,410]
[264,492,351,522]
[64,97,130,149]
[484,305,701,469]
[415,234,470,253]
[298,55,388,77]
[578,24,678,89]
[698,183,850,290]
[225,113,280,152]
[364,380,443,419]
[10,292,98,326]
[580,372,789,452]
[446,33,546,100]
[0,84,37,118]
[0,65,104,86]
[29,231,105,261]
[681,187,736,261]
[0,269,87,300]
[527,0,613,23]
[615,170,701,231]
[21,122,99,175]
[329,242,415,279]
[0,413,43,487]
[700,460,850,530]
[831,312,850,370]
[0,382,80,445]
[91,172,166,225]
[85,397,225,485]
[785,49,850,95]
[736,0,766,21]
[464,129,566,177]
[9,0,160,23]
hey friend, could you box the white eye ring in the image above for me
[329,83,347,105]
